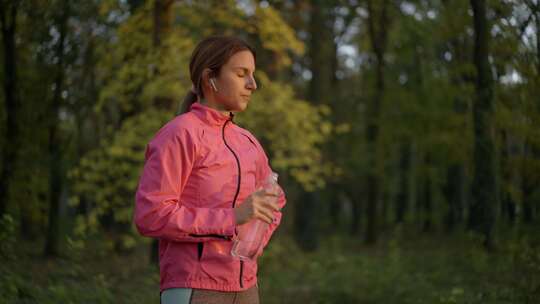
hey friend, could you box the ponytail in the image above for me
[177,88,198,115]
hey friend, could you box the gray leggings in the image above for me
[160,284,259,304]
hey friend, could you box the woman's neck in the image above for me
[199,98,233,116]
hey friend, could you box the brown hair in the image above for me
[178,35,256,114]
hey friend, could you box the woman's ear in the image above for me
[201,68,214,89]
[202,68,219,92]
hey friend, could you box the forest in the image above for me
[0,0,539,303]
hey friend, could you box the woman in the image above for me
[134,35,286,304]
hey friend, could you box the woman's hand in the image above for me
[234,188,280,225]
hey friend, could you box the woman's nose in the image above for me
[246,75,257,90]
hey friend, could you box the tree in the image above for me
[44,0,71,257]
[0,0,20,217]
[364,0,392,244]
[468,0,497,249]
[440,0,473,231]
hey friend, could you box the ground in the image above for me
[1,223,539,303]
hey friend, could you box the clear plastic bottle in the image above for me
[231,172,279,260]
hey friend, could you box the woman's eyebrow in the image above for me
[232,67,255,73]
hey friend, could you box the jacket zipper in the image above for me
[188,233,230,240]
[222,119,242,208]
[222,117,244,288]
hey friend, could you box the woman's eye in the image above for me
[237,74,245,77]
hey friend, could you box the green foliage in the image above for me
[2,227,540,303]
[252,4,305,67]
[0,270,27,303]
[257,230,540,304]
[506,231,540,302]
[0,214,17,260]
[237,72,333,191]
[96,1,194,116]
[68,0,327,250]
[4,1,540,302]
[383,1,475,166]
[0,264,114,304]
[1,240,158,303]
[492,0,540,214]
[69,109,171,250]
[175,0,304,68]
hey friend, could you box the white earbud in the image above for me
[210,78,218,92]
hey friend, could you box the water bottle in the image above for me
[231,172,279,260]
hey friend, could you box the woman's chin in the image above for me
[237,101,249,112]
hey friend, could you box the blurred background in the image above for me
[1,0,539,303]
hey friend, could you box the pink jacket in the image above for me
[134,102,286,293]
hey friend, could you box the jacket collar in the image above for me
[189,102,235,126]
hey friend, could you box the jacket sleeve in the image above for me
[133,123,238,243]
[252,138,287,257]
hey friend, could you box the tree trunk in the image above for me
[0,0,20,218]
[153,0,173,47]
[533,3,540,223]
[380,185,389,232]
[148,0,174,265]
[328,182,341,227]
[395,142,410,224]
[294,190,321,251]
[530,0,540,224]
[365,174,378,244]
[291,1,336,252]
[128,0,146,13]
[44,0,70,258]
[468,0,497,250]
[522,141,534,223]
[364,0,390,245]
[422,153,433,233]
[440,0,471,233]
[500,130,519,224]
[74,35,97,218]
[444,164,465,231]
[308,0,334,106]
[349,186,363,235]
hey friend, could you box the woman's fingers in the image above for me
[253,201,276,224]
[260,187,280,197]
[237,188,282,225]
[257,195,281,212]
[262,197,280,212]
[254,209,273,224]
[236,187,281,225]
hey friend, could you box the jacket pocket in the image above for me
[243,259,257,282]
[197,242,204,261]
